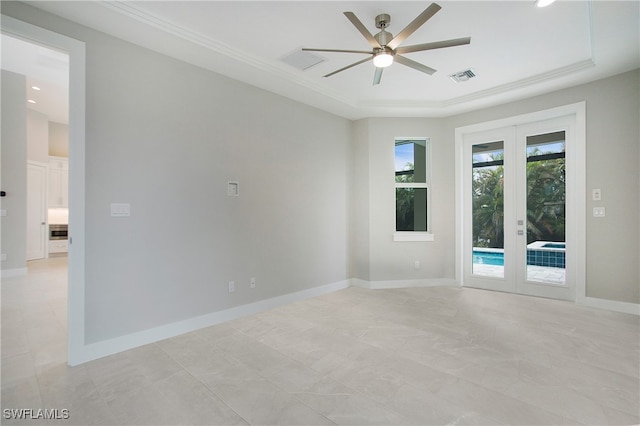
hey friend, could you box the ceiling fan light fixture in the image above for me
[373,51,393,68]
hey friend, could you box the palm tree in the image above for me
[526,151,565,243]
[472,165,504,248]
[471,148,565,248]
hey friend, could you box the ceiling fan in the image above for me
[302,3,471,85]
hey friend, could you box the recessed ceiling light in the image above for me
[31,86,41,91]
[535,0,556,7]
[28,99,36,104]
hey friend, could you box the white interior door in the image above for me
[27,162,47,261]
[462,116,576,301]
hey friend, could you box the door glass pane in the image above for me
[525,131,566,285]
[472,141,504,277]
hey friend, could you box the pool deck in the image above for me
[473,263,566,285]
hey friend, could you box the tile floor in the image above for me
[472,264,566,285]
[2,257,639,425]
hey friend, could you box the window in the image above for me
[394,138,433,241]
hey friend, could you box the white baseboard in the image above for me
[577,295,640,316]
[1,267,28,279]
[69,279,351,366]
[351,278,459,290]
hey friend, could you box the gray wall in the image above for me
[2,2,638,351]
[351,118,455,282]
[352,72,639,303]
[0,70,27,272]
[3,3,352,343]
[446,70,640,304]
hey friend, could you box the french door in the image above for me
[462,116,576,301]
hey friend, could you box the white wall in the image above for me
[26,109,49,163]
[48,122,68,157]
[0,70,27,273]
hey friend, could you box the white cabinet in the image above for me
[48,156,69,207]
[48,240,69,254]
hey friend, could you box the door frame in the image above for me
[2,15,86,365]
[455,103,586,302]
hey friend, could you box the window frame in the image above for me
[394,137,434,242]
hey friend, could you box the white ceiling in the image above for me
[1,33,69,124]
[13,1,640,120]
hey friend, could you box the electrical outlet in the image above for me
[250,277,256,289]
[228,281,235,293]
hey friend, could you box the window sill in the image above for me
[393,232,435,242]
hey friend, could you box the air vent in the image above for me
[281,50,325,71]
[449,68,477,83]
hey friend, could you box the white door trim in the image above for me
[1,15,87,364]
[455,103,586,303]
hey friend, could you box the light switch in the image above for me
[111,203,131,217]
[592,188,601,201]
[0,209,6,217]
[593,207,606,218]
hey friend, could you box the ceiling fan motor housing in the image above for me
[375,14,391,29]
[375,30,393,47]
[375,14,393,47]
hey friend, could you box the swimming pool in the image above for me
[473,250,505,266]
[473,242,566,268]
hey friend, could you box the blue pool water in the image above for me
[473,251,504,266]
[543,243,565,249]
[474,247,566,268]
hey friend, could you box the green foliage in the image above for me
[472,152,565,248]
[396,188,415,231]
[472,165,505,248]
[396,162,414,231]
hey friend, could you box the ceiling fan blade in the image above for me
[394,55,437,75]
[302,48,373,55]
[395,37,471,54]
[324,56,373,77]
[387,3,442,50]
[373,67,383,85]
[343,12,382,49]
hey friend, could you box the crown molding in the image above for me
[99,1,358,108]
[96,1,599,119]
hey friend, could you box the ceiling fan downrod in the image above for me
[374,14,393,47]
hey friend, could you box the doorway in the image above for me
[2,14,86,365]
[456,105,586,302]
